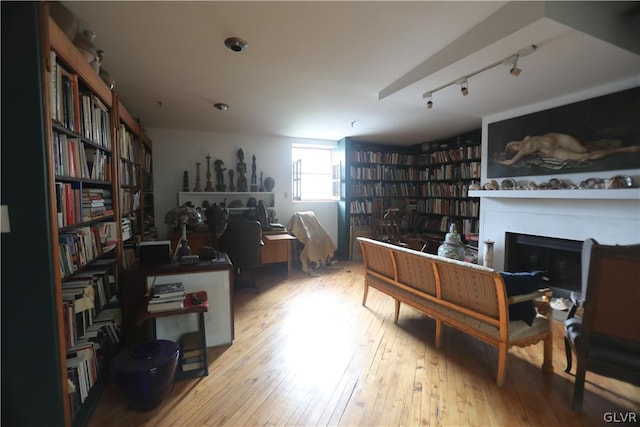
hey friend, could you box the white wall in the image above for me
[146,128,338,245]
[477,77,640,270]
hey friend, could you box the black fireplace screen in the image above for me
[504,233,582,298]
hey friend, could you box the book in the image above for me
[151,282,185,299]
[147,299,184,313]
[148,295,184,304]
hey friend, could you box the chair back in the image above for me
[582,240,640,344]
[218,219,263,269]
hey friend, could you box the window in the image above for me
[291,145,336,201]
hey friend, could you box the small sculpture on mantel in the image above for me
[259,172,264,192]
[193,162,202,192]
[182,170,190,192]
[236,149,248,192]
[204,154,214,192]
[228,169,236,191]
[250,155,258,191]
[214,159,226,192]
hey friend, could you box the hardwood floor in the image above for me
[89,262,639,426]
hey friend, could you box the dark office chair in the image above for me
[567,238,640,412]
[218,219,263,293]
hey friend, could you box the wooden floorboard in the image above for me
[89,262,640,426]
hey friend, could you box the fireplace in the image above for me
[504,232,582,299]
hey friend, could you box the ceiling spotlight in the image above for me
[510,59,522,77]
[224,36,248,52]
[213,103,229,111]
[425,93,433,109]
[460,79,469,96]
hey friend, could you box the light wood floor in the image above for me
[89,262,639,426]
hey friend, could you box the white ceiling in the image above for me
[61,1,640,147]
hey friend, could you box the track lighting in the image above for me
[421,44,537,108]
[460,79,469,96]
[509,58,522,76]
[425,93,433,109]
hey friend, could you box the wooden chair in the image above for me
[570,238,640,411]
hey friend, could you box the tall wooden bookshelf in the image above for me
[336,130,481,259]
[1,5,152,425]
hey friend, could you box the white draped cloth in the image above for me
[288,211,337,273]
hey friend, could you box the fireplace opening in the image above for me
[504,233,582,299]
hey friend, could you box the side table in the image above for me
[138,291,209,380]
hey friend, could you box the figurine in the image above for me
[259,172,264,192]
[193,162,202,192]
[205,154,214,192]
[250,155,258,191]
[228,169,236,191]
[236,149,248,192]
[182,170,189,192]
[214,159,226,192]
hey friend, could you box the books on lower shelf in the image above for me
[147,298,184,313]
[179,331,205,372]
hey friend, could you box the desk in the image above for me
[172,230,297,274]
[261,232,297,274]
[138,291,209,380]
[123,256,234,347]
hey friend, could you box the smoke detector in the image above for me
[224,37,248,52]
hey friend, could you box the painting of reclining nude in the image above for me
[487,86,640,178]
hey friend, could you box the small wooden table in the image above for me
[261,232,297,274]
[137,291,209,380]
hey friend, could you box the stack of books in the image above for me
[147,282,186,313]
[179,331,205,373]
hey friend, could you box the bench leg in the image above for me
[435,319,442,349]
[394,300,400,324]
[563,336,573,373]
[362,282,369,306]
[543,334,554,374]
[496,343,508,386]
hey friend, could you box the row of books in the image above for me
[147,282,186,313]
[118,124,140,163]
[120,159,140,186]
[120,188,140,215]
[50,52,111,148]
[350,150,417,165]
[415,216,479,234]
[81,188,113,221]
[179,331,205,373]
[349,165,419,181]
[349,182,417,198]
[415,198,480,217]
[52,132,112,182]
[418,145,481,164]
[58,226,120,278]
[422,162,481,181]
[66,313,120,422]
[417,182,474,198]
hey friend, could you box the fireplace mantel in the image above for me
[469,188,639,200]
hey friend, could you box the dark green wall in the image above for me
[1,3,66,426]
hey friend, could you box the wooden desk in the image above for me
[172,230,298,274]
[138,291,209,380]
[261,232,297,274]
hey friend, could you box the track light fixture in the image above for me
[460,79,469,96]
[422,44,537,109]
[509,58,522,76]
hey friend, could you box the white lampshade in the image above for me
[1,205,10,233]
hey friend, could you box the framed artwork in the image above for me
[487,86,640,178]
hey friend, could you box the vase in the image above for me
[264,176,275,192]
[437,223,465,261]
[483,240,495,268]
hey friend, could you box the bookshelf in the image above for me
[335,137,418,260]
[335,131,481,259]
[8,6,155,426]
[415,128,481,242]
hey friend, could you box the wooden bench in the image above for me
[358,237,553,386]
